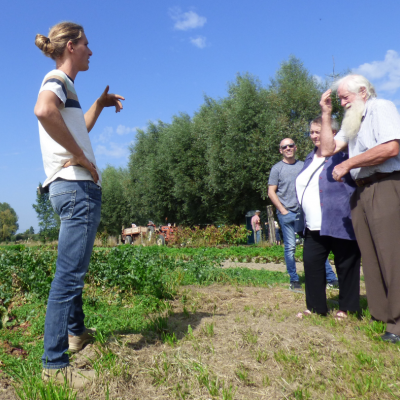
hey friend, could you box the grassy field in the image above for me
[0,245,398,399]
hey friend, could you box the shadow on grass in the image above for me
[123,311,222,350]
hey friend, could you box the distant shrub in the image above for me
[171,225,250,247]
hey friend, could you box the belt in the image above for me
[355,171,398,187]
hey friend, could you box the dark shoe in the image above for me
[290,281,302,292]
[326,280,339,289]
[381,331,400,344]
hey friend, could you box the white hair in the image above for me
[331,74,377,99]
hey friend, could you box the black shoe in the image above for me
[326,280,339,289]
[381,331,400,344]
[290,281,302,291]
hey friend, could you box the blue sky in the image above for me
[2,0,400,233]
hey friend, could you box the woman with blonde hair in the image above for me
[34,21,125,388]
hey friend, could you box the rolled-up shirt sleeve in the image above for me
[372,100,400,145]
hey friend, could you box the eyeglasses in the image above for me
[280,144,295,150]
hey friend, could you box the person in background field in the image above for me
[295,116,360,319]
[251,210,261,243]
[320,74,400,343]
[268,139,337,291]
[34,22,125,387]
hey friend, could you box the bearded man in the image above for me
[319,74,400,343]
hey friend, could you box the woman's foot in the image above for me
[334,310,348,321]
[296,310,312,319]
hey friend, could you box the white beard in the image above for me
[341,98,366,140]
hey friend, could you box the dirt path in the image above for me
[221,260,364,276]
[221,261,305,273]
[67,283,377,400]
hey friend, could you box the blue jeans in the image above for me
[42,180,101,369]
[277,211,299,282]
[255,230,261,243]
[325,259,337,283]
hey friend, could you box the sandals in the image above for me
[334,310,348,321]
[296,310,312,319]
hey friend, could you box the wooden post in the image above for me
[267,205,276,245]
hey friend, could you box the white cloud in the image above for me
[116,125,138,135]
[190,36,207,49]
[169,8,206,31]
[95,142,131,158]
[354,50,400,93]
[313,75,323,85]
[97,126,113,143]
[96,125,139,143]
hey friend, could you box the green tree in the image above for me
[126,56,344,225]
[32,184,60,240]
[0,203,19,241]
[99,166,135,235]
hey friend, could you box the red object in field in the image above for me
[121,222,178,246]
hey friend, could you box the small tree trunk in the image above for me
[267,206,276,245]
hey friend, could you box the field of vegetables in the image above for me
[0,244,398,400]
[0,244,293,399]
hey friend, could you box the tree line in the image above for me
[99,57,343,235]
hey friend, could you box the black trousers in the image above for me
[303,229,361,315]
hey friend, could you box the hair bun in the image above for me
[35,34,54,56]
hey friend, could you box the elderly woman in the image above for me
[295,117,361,319]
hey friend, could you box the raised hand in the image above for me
[320,89,333,114]
[98,85,125,113]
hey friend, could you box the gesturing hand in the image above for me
[98,86,125,113]
[320,89,333,114]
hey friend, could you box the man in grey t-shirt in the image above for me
[268,138,304,289]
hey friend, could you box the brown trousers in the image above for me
[351,171,400,335]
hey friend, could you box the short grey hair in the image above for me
[310,116,340,132]
[331,74,377,99]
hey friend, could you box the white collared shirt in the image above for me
[335,98,400,179]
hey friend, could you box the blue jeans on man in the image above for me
[325,259,337,283]
[277,211,299,282]
[277,210,337,283]
[254,230,261,243]
[42,180,101,368]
